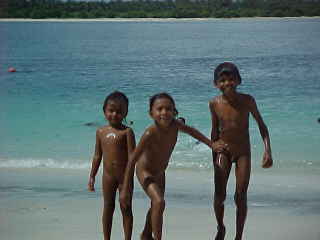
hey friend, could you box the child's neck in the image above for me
[223,91,239,104]
[154,120,173,132]
[109,122,125,130]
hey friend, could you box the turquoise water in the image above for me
[1,18,320,170]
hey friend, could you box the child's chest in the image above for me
[215,101,249,122]
[100,130,127,147]
[150,131,177,154]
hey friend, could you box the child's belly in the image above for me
[220,130,250,157]
[103,159,127,180]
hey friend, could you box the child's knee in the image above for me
[234,191,247,205]
[152,197,165,212]
[120,201,132,216]
[104,200,116,211]
[214,191,226,205]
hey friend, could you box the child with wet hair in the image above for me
[120,92,215,240]
[88,91,136,240]
[209,62,273,240]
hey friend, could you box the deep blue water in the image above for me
[1,18,320,170]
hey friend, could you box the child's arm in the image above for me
[126,128,136,158]
[209,101,229,155]
[88,129,103,192]
[209,101,219,142]
[249,96,273,168]
[176,120,213,148]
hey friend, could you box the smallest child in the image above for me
[88,91,136,240]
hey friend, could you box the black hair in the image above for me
[149,92,178,116]
[103,91,129,114]
[213,62,242,85]
[177,117,186,124]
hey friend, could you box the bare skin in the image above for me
[210,72,273,240]
[88,100,136,240]
[120,97,215,240]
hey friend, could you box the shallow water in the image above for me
[1,18,320,171]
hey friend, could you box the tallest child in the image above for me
[209,62,273,240]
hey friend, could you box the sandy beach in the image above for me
[1,167,320,240]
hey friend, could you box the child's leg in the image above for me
[234,155,251,240]
[141,174,165,240]
[213,153,232,240]
[141,208,153,240]
[102,174,118,240]
[119,179,134,240]
[147,181,165,240]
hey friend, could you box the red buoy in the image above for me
[8,67,16,72]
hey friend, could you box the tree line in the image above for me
[1,0,320,19]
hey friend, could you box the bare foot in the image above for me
[140,233,154,240]
[215,225,225,240]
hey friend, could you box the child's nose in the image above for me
[225,80,234,86]
[161,109,168,115]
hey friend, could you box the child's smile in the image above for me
[216,73,239,96]
[104,100,127,127]
[150,98,175,128]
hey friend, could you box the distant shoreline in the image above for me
[1,16,320,22]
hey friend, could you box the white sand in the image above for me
[1,168,320,240]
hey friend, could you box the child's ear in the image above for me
[174,108,178,117]
[235,76,241,85]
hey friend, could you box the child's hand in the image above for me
[88,177,95,192]
[262,151,273,168]
[212,140,228,153]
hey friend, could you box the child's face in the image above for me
[215,72,239,95]
[104,100,127,126]
[150,98,175,128]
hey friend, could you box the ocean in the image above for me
[1,18,319,171]
[1,18,320,240]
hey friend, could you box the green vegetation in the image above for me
[1,0,320,19]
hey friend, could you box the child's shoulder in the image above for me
[96,125,110,134]
[238,93,255,103]
[211,95,223,102]
[209,95,223,106]
[124,125,135,134]
[145,124,157,133]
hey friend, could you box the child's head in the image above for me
[213,62,242,86]
[149,92,178,127]
[103,91,129,125]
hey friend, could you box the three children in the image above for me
[88,62,273,240]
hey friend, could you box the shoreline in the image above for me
[0,16,320,22]
[1,167,320,240]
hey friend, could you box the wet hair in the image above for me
[177,117,186,124]
[103,91,129,115]
[149,92,178,116]
[213,62,242,85]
